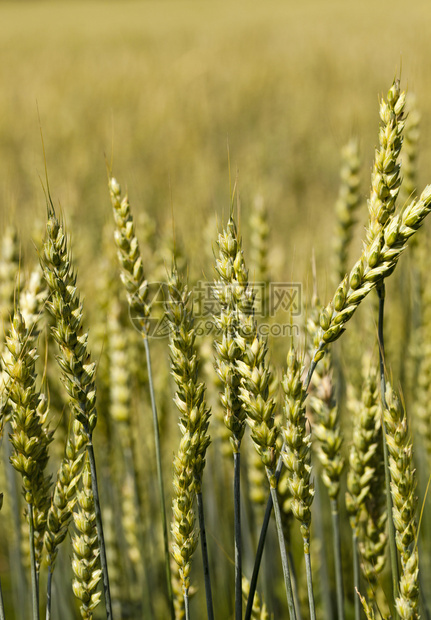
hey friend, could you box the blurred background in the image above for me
[1,0,431,290]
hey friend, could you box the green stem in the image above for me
[418,563,431,620]
[303,542,316,620]
[352,529,361,620]
[46,567,53,620]
[197,492,214,620]
[376,282,400,605]
[234,451,242,620]
[314,480,334,620]
[244,486,273,620]
[123,445,152,614]
[287,550,303,620]
[86,440,113,620]
[270,487,297,620]
[28,503,39,620]
[143,335,174,619]
[331,498,345,620]
[184,588,190,620]
[0,577,5,620]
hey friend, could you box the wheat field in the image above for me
[1,2,431,619]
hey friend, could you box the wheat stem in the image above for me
[234,452,242,620]
[244,488,273,620]
[287,550,302,620]
[46,568,53,620]
[0,580,4,620]
[352,529,361,620]
[143,336,174,617]
[184,590,190,620]
[197,492,214,620]
[28,503,39,620]
[270,487,297,619]
[330,498,345,620]
[304,546,316,620]
[0,492,4,620]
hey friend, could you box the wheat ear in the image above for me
[400,93,420,208]
[166,266,213,619]
[384,385,419,619]
[366,80,405,245]
[40,203,112,619]
[333,138,362,282]
[281,348,315,619]
[45,419,87,618]
[308,301,345,620]
[313,182,431,362]
[108,176,174,617]
[214,212,255,620]
[0,226,26,615]
[239,331,298,619]
[346,364,387,615]
[4,311,53,620]
[242,575,269,620]
[71,455,102,620]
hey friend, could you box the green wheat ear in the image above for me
[71,455,102,620]
[366,79,405,246]
[5,310,53,569]
[45,419,87,570]
[346,362,387,602]
[4,309,53,619]
[108,177,150,331]
[41,199,112,618]
[41,210,97,436]
[333,138,362,283]
[281,348,314,540]
[384,385,419,619]
[214,214,255,453]
[314,182,431,361]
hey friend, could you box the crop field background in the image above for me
[1,1,431,619]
